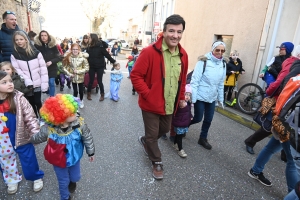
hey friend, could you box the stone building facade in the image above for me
[0,0,41,34]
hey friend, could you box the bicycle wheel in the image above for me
[236,83,264,114]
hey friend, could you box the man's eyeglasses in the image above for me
[214,49,225,53]
[5,11,15,15]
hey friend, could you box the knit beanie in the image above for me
[277,42,294,54]
[185,84,192,94]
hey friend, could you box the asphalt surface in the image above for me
[0,55,288,200]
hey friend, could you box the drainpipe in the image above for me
[27,11,32,31]
[293,15,300,45]
[251,0,284,87]
[266,0,285,63]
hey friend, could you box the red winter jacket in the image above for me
[130,37,189,115]
[266,56,299,98]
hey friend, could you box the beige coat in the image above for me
[63,52,89,83]
[14,90,40,148]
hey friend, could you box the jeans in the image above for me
[252,137,298,192]
[53,161,81,200]
[284,189,299,200]
[48,77,56,96]
[190,100,216,139]
[88,68,104,94]
[291,146,300,179]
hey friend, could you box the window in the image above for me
[214,35,234,58]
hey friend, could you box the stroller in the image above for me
[83,73,99,93]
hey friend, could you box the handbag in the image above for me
[44,138,67,168]
[253,88,278,132]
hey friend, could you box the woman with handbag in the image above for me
[247,48,300,193]
[244,43,297,155]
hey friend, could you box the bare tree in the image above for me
[80,0,114,34]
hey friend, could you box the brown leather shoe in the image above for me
[87,92,92,100]
[99,93,104,101]
[152,162,163,180]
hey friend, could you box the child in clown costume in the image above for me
[30,94,95,200]
[0,71,44,194]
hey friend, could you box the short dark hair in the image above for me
[163,14,185,32]
[2,11,15,20]
[28,31,37,39]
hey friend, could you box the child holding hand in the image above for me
[30,94,95,200]
[0,71,44,194]
[172,84,193,158]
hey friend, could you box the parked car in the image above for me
[119,40,129,48]
[107,39,129,48]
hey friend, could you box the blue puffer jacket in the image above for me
[0,23,21,62]
[190,52,226,103]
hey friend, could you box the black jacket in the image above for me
[87,42,115,68]
[268,55,290,79]
[34,35,61,78]
[226,57,244,75]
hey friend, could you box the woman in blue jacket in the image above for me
[190,41,227,150]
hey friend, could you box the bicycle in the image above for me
[224,72,264,115]
[236,83,264,114]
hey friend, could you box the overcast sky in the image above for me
[42,0,144,39]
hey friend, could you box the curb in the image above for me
[215,107,260,131]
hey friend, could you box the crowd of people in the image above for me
[1,9,300,200]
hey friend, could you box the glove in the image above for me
[216,101,224,109]
[219,101,224,109]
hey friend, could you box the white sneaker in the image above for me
[80,100,84,108]
[7,183,18,194]
[173,143,179,151]
[33,179,43,192]
[178,149,187,158]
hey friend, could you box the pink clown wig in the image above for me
[40,94,79,125]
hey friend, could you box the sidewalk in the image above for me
[215,105,260,131]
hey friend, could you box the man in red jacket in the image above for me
[131,14,188,180]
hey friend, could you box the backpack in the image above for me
[272,74,300,142]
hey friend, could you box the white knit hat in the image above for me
[211,41,226,51]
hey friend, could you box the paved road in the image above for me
[0,55,287,199]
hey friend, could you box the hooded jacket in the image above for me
[130,36,188,115]
[190,53,226,103]
[34,35,61,78]
[0,23,21,62]
[11,47,49,92]
[63,52,89,83]
[266,56,299,97]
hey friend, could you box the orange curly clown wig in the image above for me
[40,94,79,125]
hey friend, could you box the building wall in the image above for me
[260,0,300,80]
[174,0,269,85]
[0,0,41,33]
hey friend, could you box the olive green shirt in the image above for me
[162,39,181,114]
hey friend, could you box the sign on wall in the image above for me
[28,0,41,13]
